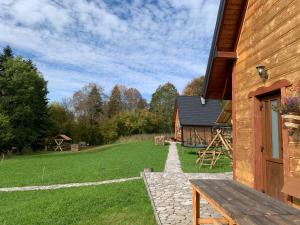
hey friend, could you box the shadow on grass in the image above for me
[177,144,232,173]
[187,151,197,155]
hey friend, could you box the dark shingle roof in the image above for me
[176,96,221,126]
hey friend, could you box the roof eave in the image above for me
[203,0,226,99]
[181,124,216,127]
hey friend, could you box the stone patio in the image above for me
[143,142,232,225]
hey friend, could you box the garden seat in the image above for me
[190,179,300,225]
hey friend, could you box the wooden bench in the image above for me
[190,179,300,225]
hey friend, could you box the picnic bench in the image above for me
[190,179,300,225]
[54,134,72,151]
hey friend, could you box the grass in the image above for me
[0,180,157,225]
[177,144,232,173]
[0,140,168,187]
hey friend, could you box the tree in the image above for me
[124,88,147,111]
[137,98,147,110]
[87,85,103,124]
[48,102,74,137]
[0,53,49,151]
[0,45,13,73]
[107,109,163,137]
[107,85,123,117]
[69,83,104,145]
[0,113,13,153]
[150,82,178,133]
[182,76,205,96]
[71,83,103,121]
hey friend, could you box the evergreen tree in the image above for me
[69,83,104,145]
[87,85,103,124]
[107,85,123,117]
[0,45,13,76]
[0,46,13,65]
[0,49,49,151]
[0,113,13,153]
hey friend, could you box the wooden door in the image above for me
[260,93,284,201]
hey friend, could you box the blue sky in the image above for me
[0,0,220,102]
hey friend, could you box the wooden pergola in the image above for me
[54,134,72,151]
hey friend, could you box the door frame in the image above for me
[260,92,284,200]
[248,79,291,202]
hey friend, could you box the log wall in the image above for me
[234,0,300,188]
[182,126,213,146]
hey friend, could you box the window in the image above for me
[271,99,280,159]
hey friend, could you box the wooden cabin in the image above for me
[173,96,221,147]
[203,0,300,207]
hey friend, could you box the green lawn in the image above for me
[0,180,157,225]
[177,144,232,173]
[0,141,168,187]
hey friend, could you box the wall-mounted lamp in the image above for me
[200,95,206,105]
[256,64,268,81]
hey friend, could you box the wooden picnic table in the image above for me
[190,179,300,225]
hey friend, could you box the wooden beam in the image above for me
[248,79,292,98]
[197,217,229,224]
[192,187,200,225]
[215,51,238,59]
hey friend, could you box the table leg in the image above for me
[192,187,200,225]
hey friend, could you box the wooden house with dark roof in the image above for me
[173,96,221,147]
[203,0,300,207]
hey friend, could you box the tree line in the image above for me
[1,46,196,153]
[48,82,178,146]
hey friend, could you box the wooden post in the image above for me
[192,187,200,225]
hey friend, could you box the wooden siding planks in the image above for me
[234,0,300,187]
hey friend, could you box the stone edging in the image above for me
[0,176,142,192]
[141,172,162,225]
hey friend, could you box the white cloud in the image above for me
[0,0,220,101]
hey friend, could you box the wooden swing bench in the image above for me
[190,179,300,225]
[196,129,232,168]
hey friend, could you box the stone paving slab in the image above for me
[143,142,233,225]
[144,172,232,225]
[164,142,182,173]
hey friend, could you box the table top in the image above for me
[190,179,300,225]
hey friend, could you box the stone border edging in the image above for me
[142,172,162,225]
[0,176,142,192]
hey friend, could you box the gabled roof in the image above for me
[175,96,221,126]
[203,0,248,99]
[55,134,72,141]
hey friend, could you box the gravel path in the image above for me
[0,177,141,192]
[143,142,232,225]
